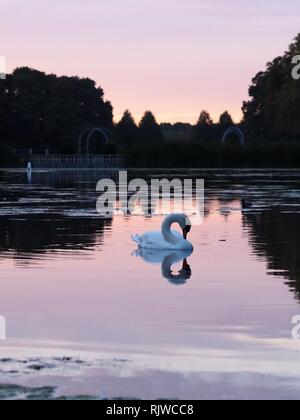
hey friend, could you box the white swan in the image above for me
[132,214,193,251]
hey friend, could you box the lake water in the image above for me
[0,169,300,400]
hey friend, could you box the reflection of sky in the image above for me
[1,0,300,123]
[1,201,300,394]
[0,316,6,340]
[0,55,6,78]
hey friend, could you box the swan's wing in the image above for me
[131,234,142,246]
[132,229,193,250]
[134,248,166,264]
[135,248,189,264]
[132,231,165,249]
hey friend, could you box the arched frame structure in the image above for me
[78,127,112,154]
[222,127,245,146]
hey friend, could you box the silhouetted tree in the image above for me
[139,111,163,142]
[216,111,235,141]
[243,33,300,142]
[197,110,213,126]
[161,122,193,142]
[116,110,139,145]
[0,67,113,153]
[219,111,234,127]
[193,110,214,141]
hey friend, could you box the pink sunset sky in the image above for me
[1,0,300,123]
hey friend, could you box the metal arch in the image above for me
[78,127,112,154]
[78,128,92,154]
[222,127,245,147]
[86,128,109,155]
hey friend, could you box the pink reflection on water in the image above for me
[1,199,300,397]
[0,201,297,352]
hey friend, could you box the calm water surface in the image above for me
[0,169,300,400]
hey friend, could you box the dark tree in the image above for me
[139,111,163,143]
[243,33,300,142]
[0,67,113,153]
[161,122,193,142]
[216,111,235,141]
[116,110,139,145]
[193,110,214,142]
[197,110,213,126]
[219,111,234,127]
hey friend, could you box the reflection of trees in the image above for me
[0,215,111,262]
[243,212,300,300]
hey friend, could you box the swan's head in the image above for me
[162,213,192,244]
[175,214,192,239]
[183,224,191,239]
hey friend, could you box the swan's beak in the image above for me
[180,259,192,277]
[182,259,190,270]
[183,225,191,240]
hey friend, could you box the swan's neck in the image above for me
[161,255,189,284]
[162,217,180,245]
[162,254,176,277]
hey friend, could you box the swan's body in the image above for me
[132,214,193,251]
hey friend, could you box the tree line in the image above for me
[1,32,300,167]
[0,65,238,162]
[115,109,235,146]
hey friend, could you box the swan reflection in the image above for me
[134,248,193,285]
